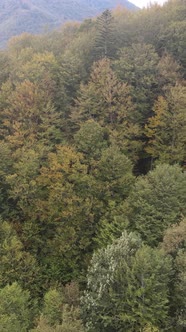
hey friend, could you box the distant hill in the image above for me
[0,0,138,47]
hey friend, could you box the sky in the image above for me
[130,0,168,8]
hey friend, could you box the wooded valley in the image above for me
[0,0,185,331]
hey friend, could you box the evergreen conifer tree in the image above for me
[95,9,116,59]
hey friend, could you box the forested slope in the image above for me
[0,0,185,331]
[0,0,137,48]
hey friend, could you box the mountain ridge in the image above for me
[0,0,138,47]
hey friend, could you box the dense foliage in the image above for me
[0,0,138,48]
[0,0,185,331]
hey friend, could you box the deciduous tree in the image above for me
[0,282,31,332]
[82,231,172,331]
[72,58,141,161]
[145,84,186,165]
[126,164,186,246]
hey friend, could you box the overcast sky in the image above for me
[130,0,168,8]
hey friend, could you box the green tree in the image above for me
[160,20,186,78]
[0,141,13,217]
[5,146,43,219]
[72,57,134,126]
[72,58,141,161]
[114,43,159,123]
[92,146,134,247]
[95,9,116,59]
[25,145,95,282]
[59,305,85,332]
[42,289,63,326]
[0,80,63,150]
[32,283,85,332]
[0,51,10,86]
[141,324,160,332]
[162,218,186,331]
[74,119,108,163]
[174,250,186,330]
[0,282,31,332]
[145,84,186,165]
[126,164,186,246]
[157,52,182,89]
[32,306,85,332]
[31,317,54,332]
[82,231,172,332]
[0,220,40,297]
[94,146,134,201]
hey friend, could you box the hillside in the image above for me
[0,0,186,330]
[0,0,138,47]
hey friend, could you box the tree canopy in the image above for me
[0,1,185,330]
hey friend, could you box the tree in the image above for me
[74,119,109,163]
[160,20,186,78]
[32,283,85,332]
[0,141,13,217]
[42,289,63,326]
[162,218,186,255]
[126,164,186,246]
[114,43,159,123]
[0,282,31,332]
[94,146,134,201]
[82,231,172,332]
[157,52,182,89]
[141,324,160,332]
[72,58,134,126]
[24,145,95,283]
[174,250,186,330]
[145,84,186,165]
[58,305,85,332]
[94,9,116,59]
[0,219,41,297]
[162,218,186,331]
[7,46,57,96]
[72,58,141,161]
[5,145,43,219]
[32,306,85,332]
[91,145,134,247]
[75,122,135,248]
[0,80,63,149]
[0,51,10,86]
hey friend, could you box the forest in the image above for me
[0,0,185,331]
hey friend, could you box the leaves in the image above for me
[126,164,186,246]
[0,1,185,329]
[0,282,31,332]
[82,232,172,331]
[145,84,186,164]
